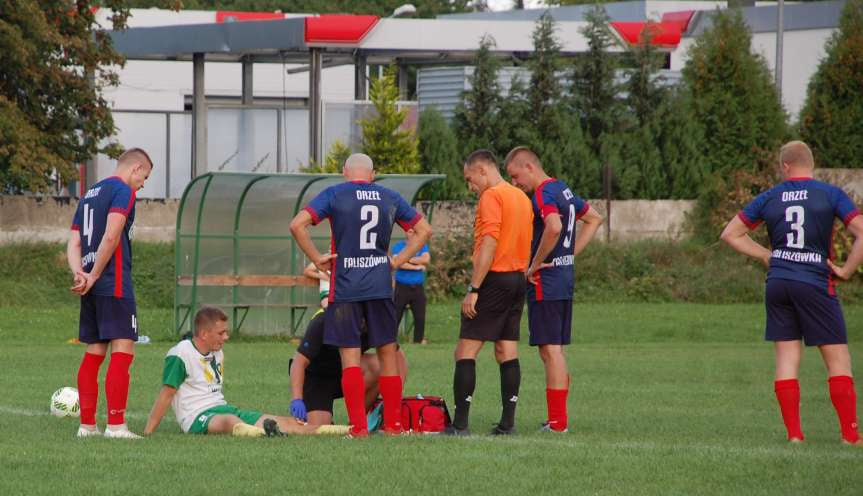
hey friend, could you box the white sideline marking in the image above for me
[0,404,147,419]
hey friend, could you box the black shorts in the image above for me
[765,278,847,346]
[528,299,573,346]
[303,374,343,414]
[460,271,526,342]
[79,294,138,344]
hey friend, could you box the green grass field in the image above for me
[1,302,862,495]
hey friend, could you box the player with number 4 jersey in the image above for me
[721,141,863,446]
[290,153,432,437]
[505,147,603,433]
[66,148,153,440]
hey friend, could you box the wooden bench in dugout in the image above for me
[176,275,318,335]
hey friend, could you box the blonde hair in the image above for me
[779,141,814,169]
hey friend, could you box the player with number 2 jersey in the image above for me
[290,153,432,437]
[721,141,863,446]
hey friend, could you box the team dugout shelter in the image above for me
[174,172,443,336]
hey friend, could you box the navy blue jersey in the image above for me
[527,178,589,302]
[740,178,859,294]
[304,180,421,302]
[71,176,137,299]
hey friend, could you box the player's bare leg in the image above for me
[774,340,804,442]
[539,344,569,432]
[492,340,520,435]
[818,344,860,445]
[361,353,381,408]
[306,410,333,426]
[376,343,404,434]
[339,347,368,436]
[207,414,258,436]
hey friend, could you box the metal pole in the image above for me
[192,53,207,178]
[354,53,367,100]
[84,67,98,189]
[309,48,322,165]
[603,164,612,242]
[775,0,784,99]
[241,55,254,106]
[165,113,171,198]
[398,62,408,100]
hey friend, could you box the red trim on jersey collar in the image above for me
[350,179,371,183]
[786,176,814,181]
[535,178,555,192]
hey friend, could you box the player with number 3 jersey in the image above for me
[505,147,603,433]
[290,153,432,437]
[721,141,863,446]
[66,148,153,440]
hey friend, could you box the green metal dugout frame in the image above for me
[174,172,444,336]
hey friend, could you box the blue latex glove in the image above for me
[290,399,308,421]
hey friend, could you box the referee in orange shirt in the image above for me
[445,149,534,436]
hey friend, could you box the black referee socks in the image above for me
[498,359,521,430]
[453,359,476,430]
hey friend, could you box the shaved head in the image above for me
[779,141,815,170]
[118,147,153,170]
[344,153,374,172]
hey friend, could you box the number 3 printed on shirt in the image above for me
[785,205,805,249]
[359,205,379,250]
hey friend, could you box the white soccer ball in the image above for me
[50,387,80,418]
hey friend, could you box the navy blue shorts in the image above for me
[324,299,396,348]
[528,299,573,346]
[765,278,847,346]
[79,294,138,344]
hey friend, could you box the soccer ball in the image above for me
[50,387,80,418]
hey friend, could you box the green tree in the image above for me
[616,23,707,199]
[360,66,419,173]
[417,106,464,199]
[301,140,351,173]
[570,5,625,158]
[453,34,504,158]
[681,8,787,175]
[798,0,863,168]
[0,1,129,193]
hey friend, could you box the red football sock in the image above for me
[105,352,134,426]
[379,375,403,432]
[546,388,569,431]
[77,352,105,426]
[774,379,804,440]
[341,367,368,435]
[828,375,859,443]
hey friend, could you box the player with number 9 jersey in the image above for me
[528,179,589,303]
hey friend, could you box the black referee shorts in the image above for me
[460,271,526,342]
[303,374,343,414]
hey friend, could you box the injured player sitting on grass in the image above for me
[143,306,348,437]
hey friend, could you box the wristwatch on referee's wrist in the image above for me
[467,283,480,294]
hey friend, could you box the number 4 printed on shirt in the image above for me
[82,204,94,246]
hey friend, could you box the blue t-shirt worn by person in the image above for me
[392,241,429,285]
[71,176,137,299]
[528,178,589,302]
[304,180,422,303]
[739,177,859,295]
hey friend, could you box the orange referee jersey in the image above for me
[473,181,534,272]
